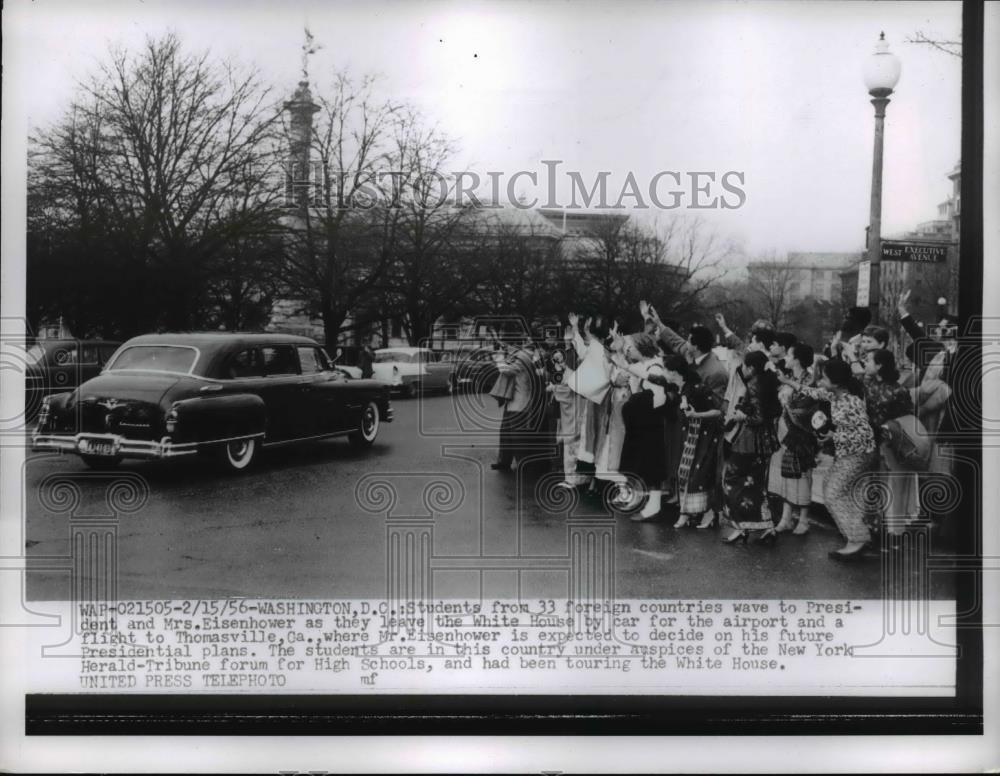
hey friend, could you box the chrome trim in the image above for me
[31,430,264,460]
[261,430,355,448]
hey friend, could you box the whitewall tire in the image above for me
[349,401,380,447]
[217,437,258,472]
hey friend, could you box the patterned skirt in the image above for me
[677,417,722,515]
[767,448,813,507]
[723,451,774,531]
[824,452,876,544]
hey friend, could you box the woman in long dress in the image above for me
[655,355,724,527]
[781,358,877,560]
[612,333,664,511]
[619,371,671,519]
[770,343,817,535]
[594,323,633,488]
[563,313,613,491]
[722,350,781,543]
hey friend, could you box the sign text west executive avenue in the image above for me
[880,241,949,263]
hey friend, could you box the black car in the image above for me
[32,333,392,472]
[24,339,121,419]
[450,346,502,393]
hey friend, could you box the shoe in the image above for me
[696,512,718,529]
[757,528,778,546]
[722,530,748,544]
[490,462,511,471]
[828,544,868,562]
[792,519,810,536]
[673,514,692,529]
[774,516,796,533]
[631,510,661,523]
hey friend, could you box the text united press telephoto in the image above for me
[3,0,987,749]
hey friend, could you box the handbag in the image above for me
[882,414,932,472]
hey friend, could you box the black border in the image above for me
[23,0,985,736]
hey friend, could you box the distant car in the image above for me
[24,339,122,419]
[32,333,392,472]
[450,346,502,393]
[371,347,454,397]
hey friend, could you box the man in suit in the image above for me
[491,338,545,471]
[643,303,728,402]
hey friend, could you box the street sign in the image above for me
[855,260,871,307]
[880,241,949,263]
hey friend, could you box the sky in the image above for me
[6,0,963,262]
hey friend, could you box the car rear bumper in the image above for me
[31,431,260,460]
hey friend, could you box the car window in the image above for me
[375,351,411,363]
[108,345,198,374]
[261,345,298,376]
[297,346,327,374]
[227,348,264,379]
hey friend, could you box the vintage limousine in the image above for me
[32,333,393,471]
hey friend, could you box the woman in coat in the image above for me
[721,350,781,543]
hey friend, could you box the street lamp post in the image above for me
[863,32,901,324]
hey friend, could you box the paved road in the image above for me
[24,392,952,600]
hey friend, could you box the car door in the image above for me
[255,344,304,441]
[421,349,451,390]
[296,345,351,433]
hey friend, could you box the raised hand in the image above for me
[567,312,579,328]
[639,300,650,319]
[714,312,727,329]
[897,289,911,316]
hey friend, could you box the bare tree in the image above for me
[381,120,484,344]
[28,33,284,336]
[574,214,735,330]
[906,30,962,58]
[471,210,563,327]
[277,71,407,346]
[745,252,796,327]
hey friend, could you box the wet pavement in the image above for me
[24,392,954,600]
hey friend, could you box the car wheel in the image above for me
[349,401,380,447]
[217,437,258,472]
[81,454,122,470]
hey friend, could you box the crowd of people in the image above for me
[487,289,962,562]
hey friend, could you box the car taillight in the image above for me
[165,405,179,434]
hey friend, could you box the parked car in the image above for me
[450,346,502,393]
[371,347,454,397]
[32,333,392,472]
[24,339,122,419]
